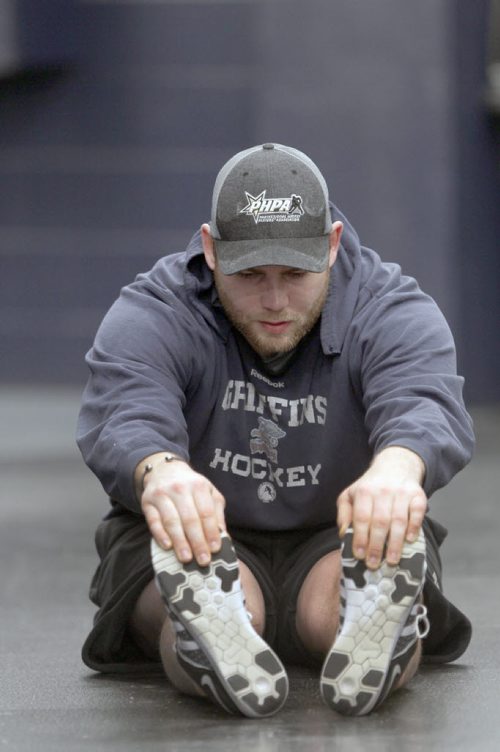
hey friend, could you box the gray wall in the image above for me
[0,0,498,401]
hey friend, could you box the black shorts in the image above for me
[81,510,472,674]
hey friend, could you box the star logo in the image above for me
[240,191,268,223]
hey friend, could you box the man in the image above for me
[77,143,474,717]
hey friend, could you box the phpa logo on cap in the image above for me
[239,189,305,225]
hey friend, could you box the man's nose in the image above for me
[261,281,288,311]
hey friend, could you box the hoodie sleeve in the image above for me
[76,278,198,513]
[351,263,474,498]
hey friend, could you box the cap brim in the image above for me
[214,235,330,275]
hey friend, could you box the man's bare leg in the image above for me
[295,550,341,655]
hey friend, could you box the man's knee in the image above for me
[238,560,266,637]
[128,579,165,658]
[295,550,341,655]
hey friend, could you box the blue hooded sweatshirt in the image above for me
[77,206,474,531]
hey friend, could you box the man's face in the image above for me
[201,221,343,358]
[212,262,331,357]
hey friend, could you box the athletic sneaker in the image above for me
[151,532,289,718]
[320,527,430,716]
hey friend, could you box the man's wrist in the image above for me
[371,446,426,485]
[142,453,184,490]
[134,451,186,500]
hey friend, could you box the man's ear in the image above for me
[328,221,343,268]
[201,223,216,271]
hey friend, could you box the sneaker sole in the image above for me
[151,534,288,718]
[320,528,426,716]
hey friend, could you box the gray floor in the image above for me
[1,387,499,751]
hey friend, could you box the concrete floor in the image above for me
[1,386,499,751]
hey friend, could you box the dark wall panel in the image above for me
[0,0,77,78]
[455,0,500,403]
[0,0,498,401]
[0,73,256,148]
[0,172,214,228]
[253,0,458,329]
[80,3,257,66]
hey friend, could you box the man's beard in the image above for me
[213,268,330,358]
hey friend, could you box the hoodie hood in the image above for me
[320,202,363,355]
[142,201,364,353]
[184,202,364,355]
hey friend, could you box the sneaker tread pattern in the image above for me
[151,533,288,718]
[320,528,426,716]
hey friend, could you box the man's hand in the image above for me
[136,453,226,567]
[336,446,427,569]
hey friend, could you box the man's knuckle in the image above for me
[198,504,215,520]
[411,499,427,515]
[149,519,164,536]
[180,512,200,529]
[354,512,371,527]
[160,514,177,530]
[416,493,428,507]
[169,481,187,496]
[356,483,373,498]
[148,484,169,502]
[372,514,391,530]
[192,476,208,492]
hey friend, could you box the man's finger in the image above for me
[211,487,227,535]
[350,489,374,560]
[386,514,408,565]
[146,492,197,564]
[365,493,392,569]
[336,489,353,537]
[193,485,223,555]
[407,492,427,541]
[143,504,173,551]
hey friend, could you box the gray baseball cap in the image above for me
[210,143,332,275]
